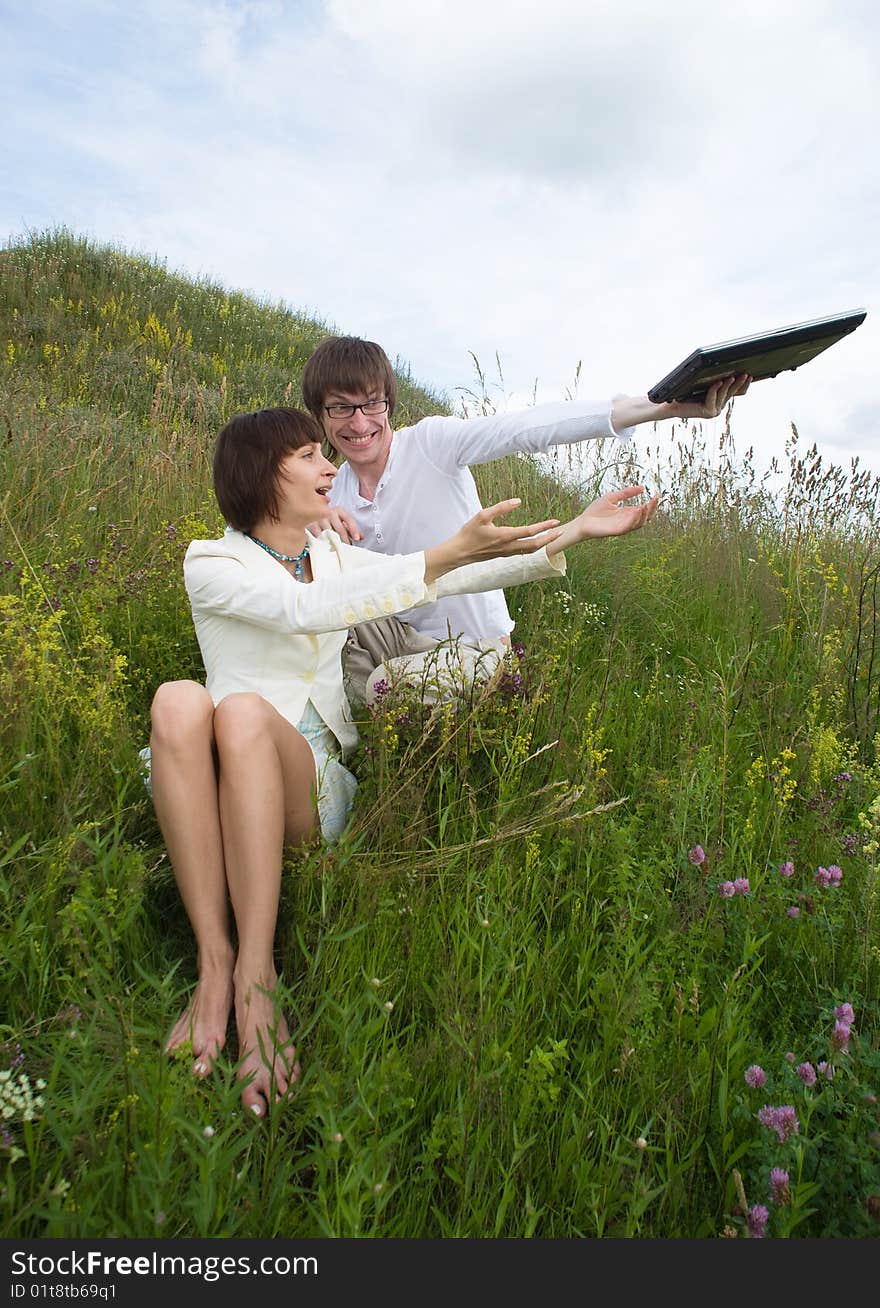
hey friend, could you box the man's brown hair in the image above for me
[212,407,322,531]
[301,336,398,421]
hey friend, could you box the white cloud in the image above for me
[1,0,877,480]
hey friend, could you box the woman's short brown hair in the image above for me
[301,336,398,421]
[212,407,322,531]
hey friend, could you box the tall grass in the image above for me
[1,230,879,1238]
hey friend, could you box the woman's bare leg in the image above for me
[213,693,319,1116]
[149,681,235,1075]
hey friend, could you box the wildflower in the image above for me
[796,1062,817,1086]
[332,1132,343,1143]
[834,1002,855,1026]
[831,1021,851,1053]
[687,845,706,865]
[371,977,381,987]
[202,1125,215,1139]
[0,1070,45,1124]
[818,1060,835,1080]
[371,678,390,701]
[635,1137,648,1150]
[744,1065,767,1089]
[757,1104,799,1143]
[480,918,490,928]
[786,906,800,918]
[833,771,852,784]
[769,1168,791,1205]
[733,877,750,896]
[815,865,843,888]
[383,1001,394,1012]
[499,667,525,698]
[785,1052,796,1063]
[776,1105,799,1139]
[748,1204,769,1238]
[719,881,736,899]
[779,860,795,877]
[373,1182,384,1195]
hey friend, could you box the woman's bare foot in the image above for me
[234,970,300,1117]
[165,957,234,1077]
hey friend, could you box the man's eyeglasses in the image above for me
[324,399,390,419]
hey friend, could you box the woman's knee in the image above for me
[150,680,215,749]
[213,692,274,752]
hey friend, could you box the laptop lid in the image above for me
[647,308,867,404]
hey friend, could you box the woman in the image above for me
[148,406,657,1116]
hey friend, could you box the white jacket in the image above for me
[184,529,566,755]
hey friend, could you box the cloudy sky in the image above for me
[2,0,877,483]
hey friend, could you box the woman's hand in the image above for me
[424,500,562,584]
[545,485,659,556]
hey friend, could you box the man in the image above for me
[302,335,749,704]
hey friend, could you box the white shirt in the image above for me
[328,399,632,642]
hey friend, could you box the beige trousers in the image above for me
[342,616,507,708]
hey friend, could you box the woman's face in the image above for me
[274,442,338,521]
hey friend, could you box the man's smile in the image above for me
[339,428,380,445]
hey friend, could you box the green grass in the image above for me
[1,229,879,1238]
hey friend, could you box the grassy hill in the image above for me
[1,230,879,1239]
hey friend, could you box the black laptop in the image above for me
[647,308,867,404]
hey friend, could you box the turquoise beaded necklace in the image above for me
[246,533,310,580]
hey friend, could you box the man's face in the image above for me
[320,384,393,476]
